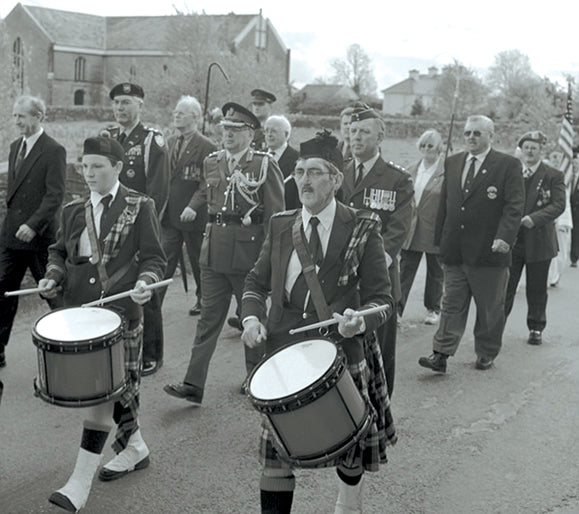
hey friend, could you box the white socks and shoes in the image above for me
[335,475,365,514]
[98,429,150,481]
[49,448,102,512]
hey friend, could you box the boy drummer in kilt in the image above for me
[241,130,397,513]
[38,136,166,512]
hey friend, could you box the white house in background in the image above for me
[381,67,440,116]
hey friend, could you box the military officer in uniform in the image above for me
[250,88,276,152]
[105,82,170,376]
[164,102,285,406]
[341,107,414,398]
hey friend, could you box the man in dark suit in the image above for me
[341,107,414,397]
[164,102,285,405]
[419,115,524,373]
[250,88,276,152]
[159,95,216,316]
[264,114,300,209]
[106,82,169,376]
[0,95,66,368]
[240,130,395,514]
[504,131,566,345]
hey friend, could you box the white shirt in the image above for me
[20,127,44,158]
[354,152,380,182]
[78,181,121,256]
[269,142,288,162]
[285,198,337,299]
[522,160,541,178]
[414,157,440,205]
[462,146,491,187]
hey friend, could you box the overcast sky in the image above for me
[3,0,578,90]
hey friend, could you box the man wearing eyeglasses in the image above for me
[340,107,414,398]
[419,115,524,373]
[164,102,284,405]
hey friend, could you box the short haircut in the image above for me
[340,106,355,118]
[14,95,46,119]
[265,115,291,137]
[416,129,443,152]
[176,95,202,118]
[466,115,494,133]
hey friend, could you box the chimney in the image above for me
[428,66,438,77]
[408,69,419,81]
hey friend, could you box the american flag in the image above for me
[558,82,574,186]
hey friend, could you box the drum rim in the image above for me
[33,377,129,408]
[32,306,124,352]
[248,338,344,411]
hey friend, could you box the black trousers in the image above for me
[399,249,443,316]
[505,242,550,332]
[0,246,62,350]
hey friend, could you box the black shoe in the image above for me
[418,352,447,373]
[0,352,5,368]
[188,301,201,316]
[163,383,203,405]
[142,360,162,376]
[475,356,494,370]
[227,316,243,331]
[527,330,542,345]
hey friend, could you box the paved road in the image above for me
[1,262,578,513]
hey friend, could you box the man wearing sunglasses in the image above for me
[419,115,524,373]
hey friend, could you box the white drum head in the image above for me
[35,307,122,342]
[250,339,337,400]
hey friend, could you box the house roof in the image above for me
[16,4,277,53]
[298,84,359,103]
[382,74,439,96]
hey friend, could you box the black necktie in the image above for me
[463,156,476,193]
[118,132,126,145]
[355,162,364,187]
[308,217,323,267]
[99,194,112,237]
[171,135,184,170]
[14,139,27,174]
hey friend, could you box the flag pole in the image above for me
[444,62,461,161]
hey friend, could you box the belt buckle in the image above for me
[215,212,223,225]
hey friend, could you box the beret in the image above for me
[351,107,381,123]
[83,136,125,162]
[250,89,276,104]
[221,102,260,130]
[109,83,145,100]
[517,130,547,148]
[299,129,343,171]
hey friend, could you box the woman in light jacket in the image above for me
[399,129,445,324]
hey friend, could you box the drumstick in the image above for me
[4,286,47,297]
[288,304,391,335]
[81,279,173,307]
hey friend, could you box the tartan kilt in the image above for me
[118,317,143,408]
[259,333,397,472]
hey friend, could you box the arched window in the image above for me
[74,89,85,105]
[74,57,86,81]
[12,37,24,92]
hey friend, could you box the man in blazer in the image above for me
[0,95,66,367]
[504,131,565,345]
[107,82,169,376]
[160,96,216,316]
[240,131,394,514]
[264,115,300,209]
[341,107,414,397]
[419,115,524,373]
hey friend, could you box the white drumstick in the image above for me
[4,286,46,297]
[288,304,391,335]
[81,279,173,307]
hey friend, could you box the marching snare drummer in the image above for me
[241,130,397,514]
[38,137,166,512]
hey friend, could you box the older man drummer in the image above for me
[38,136,166,512]
[241,130,396,514]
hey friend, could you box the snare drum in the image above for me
[248,338,372,467]
[32,307,128,408]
